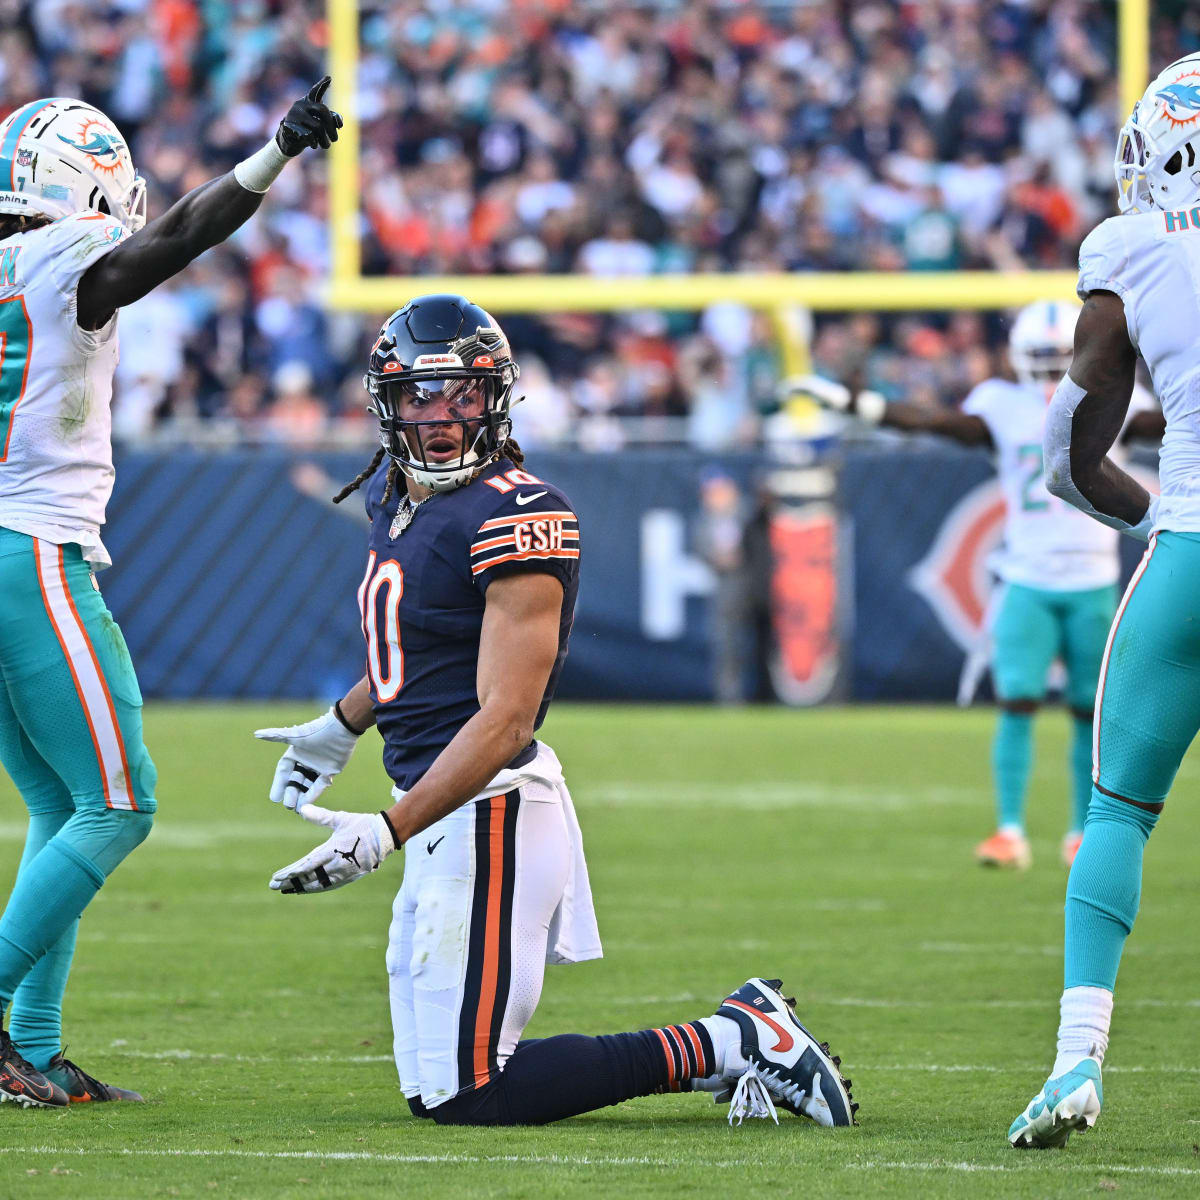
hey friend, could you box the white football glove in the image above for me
[269,806,399,894]
[255,707,361,812]
[779,374,887,425]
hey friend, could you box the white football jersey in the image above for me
[0,212,129,568]
[1077,210,1200,535]
[963,377,1154,591]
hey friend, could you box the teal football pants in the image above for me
[989,582,1116,833]
[0,529,155,1068]
[1065,532,1200,991]
[991,581,1117,709]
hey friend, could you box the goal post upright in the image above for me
[324,0,1149,332]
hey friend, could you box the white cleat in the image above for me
[715,977,857,1127]
[1009,1056,1103,1148]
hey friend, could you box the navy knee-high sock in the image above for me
[430,1023,716,1126]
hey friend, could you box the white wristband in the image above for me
[855,390,887,425]
[233,139,290,194]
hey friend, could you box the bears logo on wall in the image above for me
[906,478,1006,652]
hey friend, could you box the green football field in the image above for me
[1,703,1197,1198]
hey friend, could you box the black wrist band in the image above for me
[333,699,367,736]
[378,809,401,850]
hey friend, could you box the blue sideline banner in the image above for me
[102,445,1146,702]
[104,447,763,702]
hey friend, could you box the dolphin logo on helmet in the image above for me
[57,130,126,160]
[0,98,145,230]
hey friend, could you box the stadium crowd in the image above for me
[1,0,1196,447]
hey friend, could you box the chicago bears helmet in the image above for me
[1009,298,1080,387]
[364,294,520,492]
[1115,52,1200,214]
[0,98,146,230]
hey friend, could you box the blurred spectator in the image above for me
[0,0,1187,443]
[695,469,753,705]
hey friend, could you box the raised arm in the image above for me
[76,77,342,330]
[780,375,993,447]
[1043,291,1155,537]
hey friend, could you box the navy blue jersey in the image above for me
[360,457,579,790]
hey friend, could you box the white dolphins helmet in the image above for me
[0,97,146,230]
[1009,299,1080,386]
[1115,52,1200,214]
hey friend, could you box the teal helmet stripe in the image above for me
[0,97,66,191]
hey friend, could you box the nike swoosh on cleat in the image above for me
[514,491,547,506]
[722,998,795,1053]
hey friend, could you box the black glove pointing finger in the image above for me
[276,75,344,157]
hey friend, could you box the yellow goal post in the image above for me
[325,0,1149,377]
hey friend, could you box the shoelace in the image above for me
[53,1051,105,1097]
[727,1063,779,1126]
[0,1031,40,1074]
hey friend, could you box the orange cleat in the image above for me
[1061,832,1083,868]
[975,829,1032,870]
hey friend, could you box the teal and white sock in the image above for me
[6,808,76,1070]
[1069,717,1093,835]
[1063,789,1157,992]
[0,839,104,1013]
[1051,986,1113,1078]
[993,710,1034,832]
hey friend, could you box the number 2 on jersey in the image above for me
[1017,442,1050,512]
[0,296,32,461]
[359,552,405,701]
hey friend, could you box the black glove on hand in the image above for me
[276,76,343,157]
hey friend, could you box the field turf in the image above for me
[1,703,1198,1198]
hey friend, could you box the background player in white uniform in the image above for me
[0,83,341,1106]
[1010,52,1200,1148]
[257,295,857,1127]
[784,309,1162,870]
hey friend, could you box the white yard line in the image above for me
[101,1048,1200,1075]
[3,1146,1200,1177]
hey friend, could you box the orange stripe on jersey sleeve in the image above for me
[470,547,581,576]
[476,511,577,533]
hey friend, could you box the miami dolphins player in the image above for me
[0,82,340,1106]
[1009,51,1200,1148]
[257,294,857,1127]
[783,312,1161,870]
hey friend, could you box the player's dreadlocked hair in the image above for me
[332,446,386,504]
[0,213,53,240]
[331,438,526,505]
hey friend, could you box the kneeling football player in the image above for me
[258,295,857,1126]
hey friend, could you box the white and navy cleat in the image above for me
[716,977,857,1127]
[1009,1056,1102,1148]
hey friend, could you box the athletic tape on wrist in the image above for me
[1044,374,1156,541]
[233,139,290,193]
